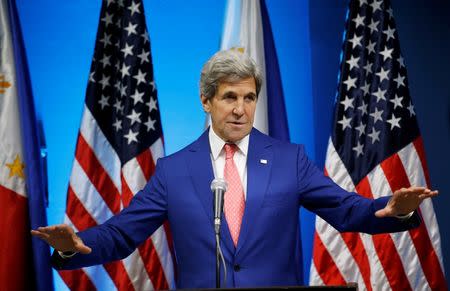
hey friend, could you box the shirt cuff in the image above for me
[395,211,414,220]
[58,251,78,259]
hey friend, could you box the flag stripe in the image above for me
[121,164,141,206]
[311,1,446,289]
[398,143,438,246]
[412,137,431,187]
[317,219,366,287]
[381,154,447,289]
[354,178,390,288]
[69,159,114,223]
[309,262,324,285]
[358,232,390,288]
[163,220,177,285]
[367,156,428,289]
[126,149,175,289]
[121,156,148,199]
[339,233,372,291]
[65,186,138,291]
[76,133,121,213]
[312,230,346,285]
[326,162,370,289]
[121,249,154,291]
[61,217,117,291]
[135,148,176,283]
[399,140,444,271]
[357,174,413,291]
[322,142,392,289]
[138,237,170,290]
[323,162,371,289]
[59,270,96,291]
[366,162,428,289]
[80,106,122,189]
[136,149,156,181]
[66,185,97,230]
[0,184,33,290]
[103,261,135,291]
[120,176,169,289]
[324,140,354,191]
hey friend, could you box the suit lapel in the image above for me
[236,129,273,256]
[186,129,235,253]
[186,130,215,224]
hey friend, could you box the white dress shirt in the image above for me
[209,127,249,199]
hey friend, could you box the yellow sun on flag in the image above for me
[230,47,245,54]
[0,75,12,94]
[6,154,25,178]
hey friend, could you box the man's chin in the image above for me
[225,130,251,142]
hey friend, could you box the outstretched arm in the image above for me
[31,224,91,254]
[375,186,438,218]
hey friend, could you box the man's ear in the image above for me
[200,95,211,113]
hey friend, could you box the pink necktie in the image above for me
[223,143,245,246]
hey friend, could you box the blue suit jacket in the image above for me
[55,128,419,288]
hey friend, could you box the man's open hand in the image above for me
[375,186,438,218]
[31,224,91,254]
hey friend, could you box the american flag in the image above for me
[310,0,447,290]
[59,0,175,290]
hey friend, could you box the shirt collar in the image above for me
[209,126,249,160]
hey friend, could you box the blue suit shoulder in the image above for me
[250,127,307,157]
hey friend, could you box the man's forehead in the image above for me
[217,77,256,92]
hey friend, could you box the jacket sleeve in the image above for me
[296,145,420,234]
[53,158,169,270]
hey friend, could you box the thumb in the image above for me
[375,208,389,218]
[76,243,92,254]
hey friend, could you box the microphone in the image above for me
[211,178,227,235]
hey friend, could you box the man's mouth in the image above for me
[229,121,245,125]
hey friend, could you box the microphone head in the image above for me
[210,178,227,192]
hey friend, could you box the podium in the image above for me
[181,284,358,291]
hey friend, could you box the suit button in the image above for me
[233,264,241,272]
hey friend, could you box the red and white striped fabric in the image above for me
[59,0,175,289]
[310,0,446,290]
[59,109,175,290]
[310,138,446,290]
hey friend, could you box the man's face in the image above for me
[201,77,257,142]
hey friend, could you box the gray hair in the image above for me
[200,49,262,100]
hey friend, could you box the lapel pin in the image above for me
[260,159,267,164]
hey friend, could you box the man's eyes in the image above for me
[245,95,256,101]
[221,94,256,101]
[224,94,236,100]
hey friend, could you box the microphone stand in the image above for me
[215,231,221,288]
[211,178,227,289]
[214,201,223,288]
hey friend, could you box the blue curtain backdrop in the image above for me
[16,0,450,289]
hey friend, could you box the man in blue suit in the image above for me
[32,50,437,288]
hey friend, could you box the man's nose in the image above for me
[232,100,245,116]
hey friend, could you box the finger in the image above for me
[36,226,55,234]
[408,187,428,194]
[408,186,427,192]
[420,190,438,197]
[38,224,72,235]
[419,191,439,200]
[30,230,50,240]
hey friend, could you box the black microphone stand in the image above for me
[214,198,224,288]
[211,178,226,288]
[215,229,221,288]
